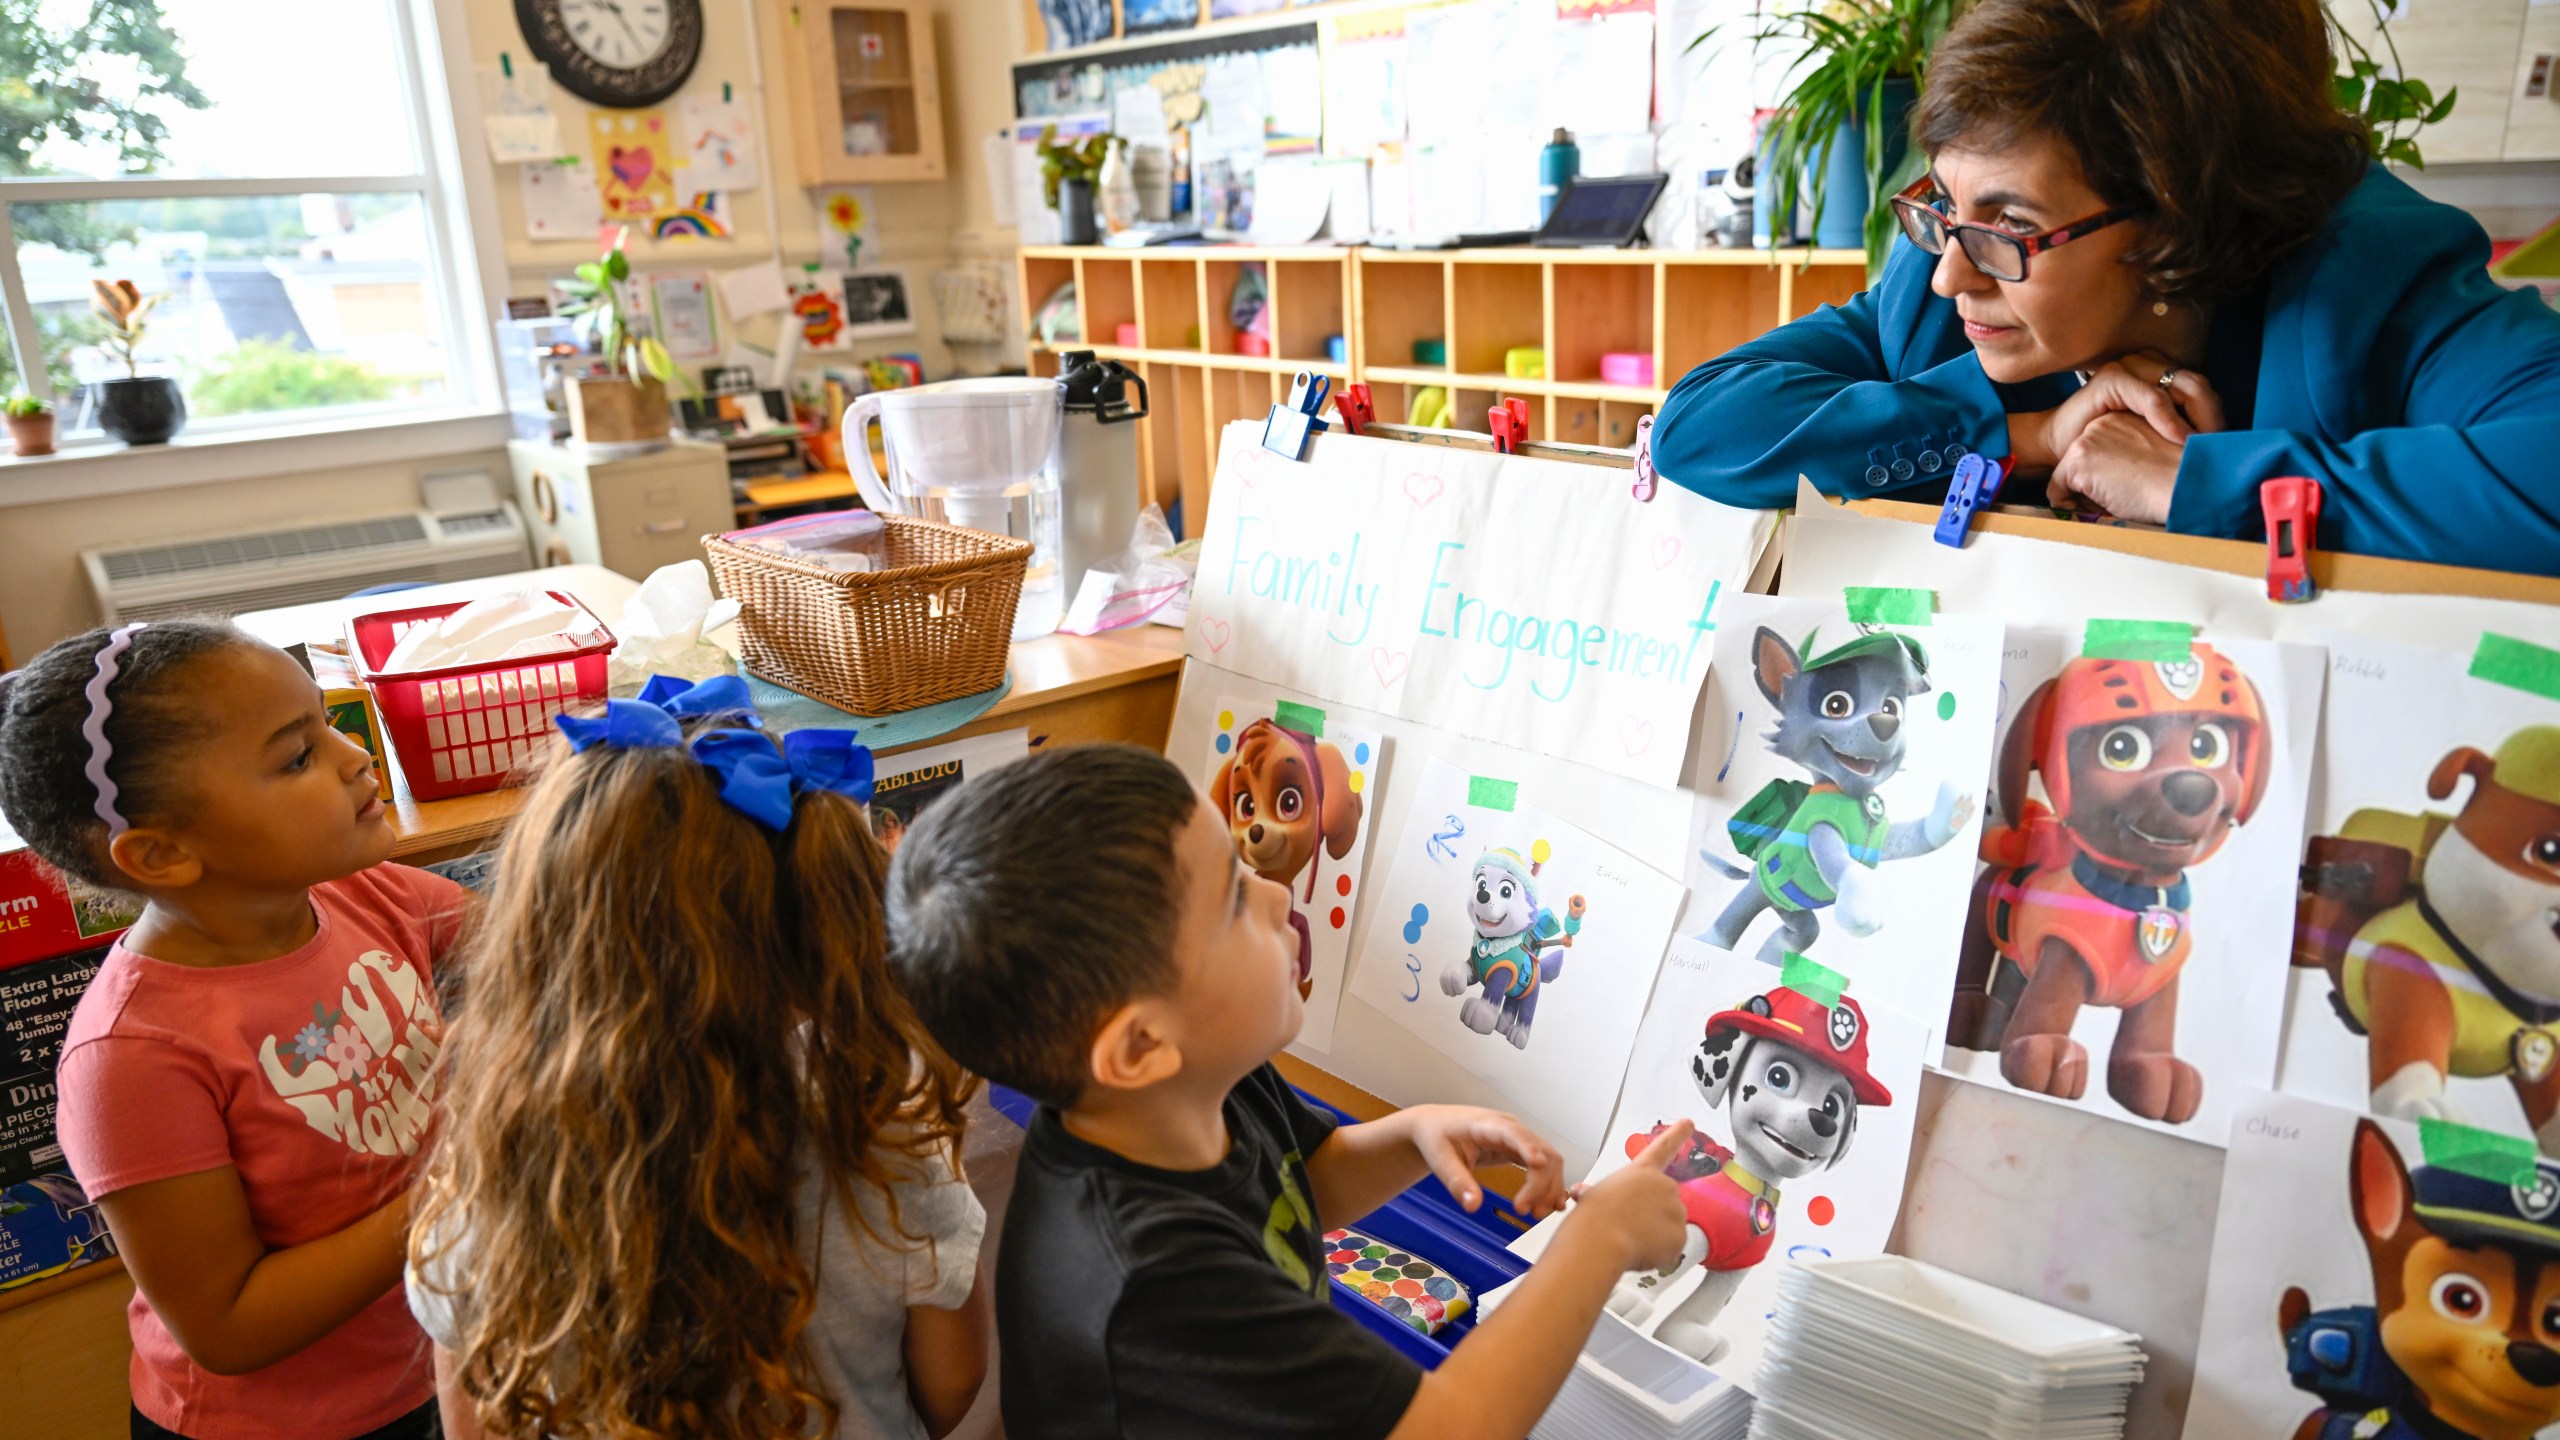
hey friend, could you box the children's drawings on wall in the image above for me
[789,270,853,351]
[1681,594,1999,1027]
[1501,940,1927,1405]
[675,94,757,192]
[1345,754,1684,1151]
[2281,632,2560,1157]
[588,109,676,219]
[1937,630,2323,1144]
[1205,695,1389,1051]
[519,157,603,241]
[2185,1091,2560,1440]
[1186,422,1776,789]
[1122,0,1200,36]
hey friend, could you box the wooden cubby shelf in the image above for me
[1018,244,1867,534]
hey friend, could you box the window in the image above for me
[0,0,494,446]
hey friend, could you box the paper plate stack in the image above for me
[1749,1257,2147,1440]
[1527,1309,1754,1440]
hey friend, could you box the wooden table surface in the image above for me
[232,564,1188,864]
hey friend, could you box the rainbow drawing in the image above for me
[653,192,728,239]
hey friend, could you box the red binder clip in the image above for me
[1332,383,1375,437]
[2261,476,2322,603]
[1630,413,1659,502]
[1488,397,1529,455]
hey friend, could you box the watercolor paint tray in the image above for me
[987,1084,1533,1369]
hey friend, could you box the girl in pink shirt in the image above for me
[0,620,464,1440]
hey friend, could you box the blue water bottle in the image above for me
[1539,128,1579,222]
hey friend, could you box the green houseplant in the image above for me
[1709,0,1955,277]
[90,279,185,445]
[1037,126,1122,245]
[2329,0,2456,168]
[4,393,53,457]
[553,232,679,446]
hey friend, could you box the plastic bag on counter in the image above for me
[724,509,890,573]
[381,591,591,672]
[607,560,743,693]
[1057,505,1198,636]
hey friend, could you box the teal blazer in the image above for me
[1654,167,2560,577]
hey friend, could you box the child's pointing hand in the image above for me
[1404,1105,1567,1218]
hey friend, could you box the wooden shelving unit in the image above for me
[1017,245,1868,531]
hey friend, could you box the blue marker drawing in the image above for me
[1402,903,1429,944]
[1401,954,1423,1002]
[1714,709,1744,782]
[1426,813,1465,862]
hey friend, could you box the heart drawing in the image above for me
[1402,472,1444,508]
[609,145,657,191]
[1200,617,1231,652]
[1620,715,1654,757]
[1371,647,1410,688]
[1651,535,1683,571]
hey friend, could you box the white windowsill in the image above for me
[0,405,517,509]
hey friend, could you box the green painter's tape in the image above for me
[2419,1116,2540,1187]
[2470,633,2560,704]
[1779,954,1847,1009]
[1272,700,1326,738]
[2083,619,2196,663]
[1467,776,1519,812]
[1843,587,1934,627]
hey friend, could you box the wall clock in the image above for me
[515,0,703,109]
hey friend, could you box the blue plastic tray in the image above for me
[986,1083,1533,1369]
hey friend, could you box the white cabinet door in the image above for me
[2334,0,2525,164]
[2502,5,2560,159]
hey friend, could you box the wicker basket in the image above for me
[703,514,1031,715]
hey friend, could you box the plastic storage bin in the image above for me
[349,591,615,801]
[986,1085,1531,1369]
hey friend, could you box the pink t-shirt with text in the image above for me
[54,864,466,1440]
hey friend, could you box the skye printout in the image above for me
[1187,423,1775,789]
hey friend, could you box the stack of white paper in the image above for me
[1527,1309,1753,1440]
[1750,1257,2146,1440]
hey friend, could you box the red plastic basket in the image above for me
[348,591,616,802]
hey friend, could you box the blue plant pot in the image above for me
[1811,76,1920,250]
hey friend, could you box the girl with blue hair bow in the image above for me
[409,674,993,1440]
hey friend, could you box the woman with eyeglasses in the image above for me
[1651,0,2560,576]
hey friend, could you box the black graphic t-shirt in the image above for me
[997,1063,1423,1440]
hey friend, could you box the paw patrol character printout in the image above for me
[1941,630,2322,1144]
[2186,1091,2560,1440]
[1206,695,1389,1050]
[1683,593,2001,1024]
[2283,633,2560,1160]
[1499,940,1929,1404]
[1346,754,1686,1151]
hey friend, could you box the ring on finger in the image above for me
[2155,365,2183,392]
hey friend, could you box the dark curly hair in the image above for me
[1913,0,2369,300]
[0,619,256,889]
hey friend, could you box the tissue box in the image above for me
[0,823,137,973]
[309,647,394,802]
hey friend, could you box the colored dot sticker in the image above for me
[1807,1195,1836,1226]
[1336,874,1353,896]
[1215,733,1231,755]
[1530,839,1552,865]
[1347,770,1365,794]
[1330,906,1347,928]
[1355,742,1372,765]
[1937,691,1957,721]
[1218,710,1234,729]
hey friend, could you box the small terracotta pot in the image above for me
[5,410,55,457]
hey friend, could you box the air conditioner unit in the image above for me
[84,505,534,623]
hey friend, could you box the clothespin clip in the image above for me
[1262,371,1332,461]
[2261,476,2322,603]
[1630,413,1659,502]
[1932,452,2010,549]
[1488,397,1529,455]
[1332,383,1374,437]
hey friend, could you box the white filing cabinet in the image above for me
[507,439,733,579]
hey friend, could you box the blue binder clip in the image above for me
[1262,371,1334,461]
[1933,452,2007,548]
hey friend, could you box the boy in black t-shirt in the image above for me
[886,744,1693,1440]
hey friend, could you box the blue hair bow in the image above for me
[553,673,875,831]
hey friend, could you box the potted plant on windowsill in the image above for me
[90,280,185,445]
[554,231,679,450]
[4,395,53,457]
[1038,126,1123,246]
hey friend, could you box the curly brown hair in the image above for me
[1912,0,2368,300]
[413,724,972,1440]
